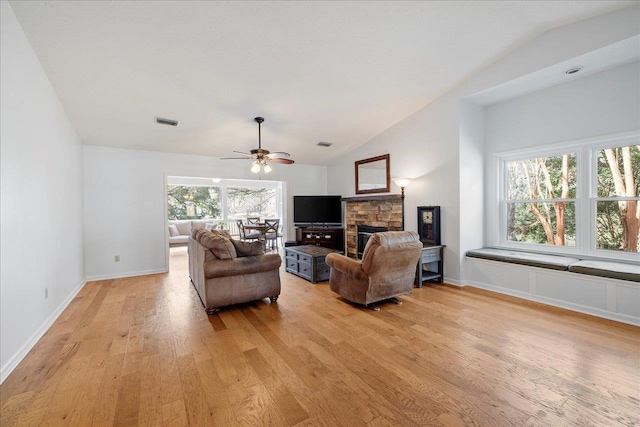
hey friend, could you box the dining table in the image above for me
[243,223,268,246]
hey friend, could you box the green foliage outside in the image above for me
[167,185,278,221]
[167,186,221,220]
[507,154,576,246]
[226,187,277,218]
[595,146,640,251]
[506,146,639,252]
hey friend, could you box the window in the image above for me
[499,135,640,259]
[226,187,278,219]
[594,145,640,253]
[505,153,577,247]
[167,185,222,220]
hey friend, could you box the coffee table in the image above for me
[284,245,341,283]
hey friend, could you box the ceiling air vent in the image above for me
[565,66,583,75]
[155,117,180,126]
[317,141,332,147]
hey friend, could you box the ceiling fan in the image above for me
[222,117,295,173]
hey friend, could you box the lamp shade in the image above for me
[392,177,412,188]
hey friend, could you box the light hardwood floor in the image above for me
[1,247,638,426]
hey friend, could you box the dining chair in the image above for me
[264,219,279,249]
[246,217,261,224]
[237,219,260,241]
[276,222,284,248]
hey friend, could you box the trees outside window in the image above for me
[501,138,639,257]
[167,186,221,220]
[595,145,640,252]
[226,187,277,219]
[506,153,576,246]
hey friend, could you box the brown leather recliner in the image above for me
[188,229,281,314]
[326,231,422,310]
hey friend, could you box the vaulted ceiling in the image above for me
[10,1,636,165]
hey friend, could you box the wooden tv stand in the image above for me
[295,226,344,251]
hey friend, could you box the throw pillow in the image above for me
[192,228,205,240]
[230,239,264,257]
[205,222,217,231]
[168,224,180,237]
[199,230,237,260]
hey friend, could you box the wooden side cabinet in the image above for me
[295,227,344,251]
[415,245,445,287]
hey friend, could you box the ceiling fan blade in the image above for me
[269,158,295,164]
[221,157,253,160]
[233,150,252,155]
[266,152,291,159]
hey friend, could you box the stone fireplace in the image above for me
[342,195,403,258]
[357,225,389,258]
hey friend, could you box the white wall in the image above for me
[1,2,85,382]
[484,60,640,243]
[327,94,462,283]
[459,101,486,282]
[327,5,639,285]
[83,146,327,279]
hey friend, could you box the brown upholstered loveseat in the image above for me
[326,231,422,310]
[188,229,281,314]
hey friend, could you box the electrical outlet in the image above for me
[45,288,48,299]
[115,255,120,262]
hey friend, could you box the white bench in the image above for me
[466,247,639,283]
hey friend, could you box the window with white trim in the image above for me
[594,145,640,253]
[505,152,577,247]
[499,135,639,259]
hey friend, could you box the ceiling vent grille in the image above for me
[156,117,179,126]
[317,141,332,147]
[565,66,583,75]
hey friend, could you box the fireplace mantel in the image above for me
[342,194,402,203]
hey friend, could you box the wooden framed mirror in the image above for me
[355,154,390,194]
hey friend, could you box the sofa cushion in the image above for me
[191,220,211,231]
[568,260,640,282]
[170,235,189,244]
[168,224,180,237]
[230,239,264,257]
[175,221,192,236]
[465,247,579,271]
[198,231,237,260]
[204,254,282,279]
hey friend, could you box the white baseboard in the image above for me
[443,276,464,287]
[0,279,87,384]
[465,279,640,327]
[85,268,167,282]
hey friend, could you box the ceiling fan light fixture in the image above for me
[221,117,295,170]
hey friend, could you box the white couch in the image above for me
[168,219,216,247]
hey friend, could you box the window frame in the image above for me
[166,184,223,221]
[499,145,582,256]
[589,137,640,260]
[224,184,281,220]
[497,132,640,262]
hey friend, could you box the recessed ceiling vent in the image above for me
[317,141,332,147]
[565,66,583,75]
[155,117,179,126]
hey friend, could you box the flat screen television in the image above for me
[293,195,342,226]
